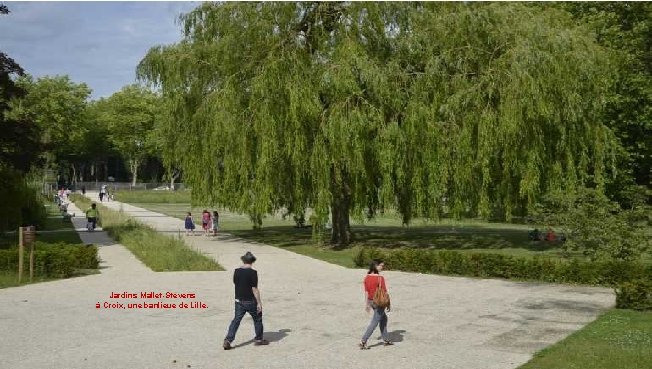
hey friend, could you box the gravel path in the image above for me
[0,193,614,369]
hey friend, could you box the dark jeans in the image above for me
[225,300,263,343]
[87,217,97,230]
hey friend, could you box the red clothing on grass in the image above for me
[546,230,556,241]
[364,274,387,300]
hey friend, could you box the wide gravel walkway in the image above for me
[0,193,614,369]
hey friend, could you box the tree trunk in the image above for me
[330,198,352,248]
[169,168,180,191]
[130,159,139,186]
[71,164,77,185]
[103,162,108,181]
[42,166,48,193]
[42,154,51,189]
[330,168,352,248]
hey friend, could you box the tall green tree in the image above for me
[79,101,115,182]
[0,51,40,175]
[149,98,184,190]
[96,85,159,186]
[53,100,117,184]
[0,5,46,230]
[561,2,652,193]
[139,2,617,246]
[7,75,91,183]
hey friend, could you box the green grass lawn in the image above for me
[519,309,652,369]
[114,189,191,204]
[0,270,63,289]
[117,196,652,270]
[126,202,580,266]
[116,195,606,277]
[112,190,650,264]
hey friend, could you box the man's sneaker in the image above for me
[223,339,232,350]
[254,339,269,346]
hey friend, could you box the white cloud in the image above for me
[0,1,198,99]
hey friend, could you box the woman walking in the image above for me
[211,210,219,236]
[360,259,393,349]
[201,209,211,236]
[184,212,196,236]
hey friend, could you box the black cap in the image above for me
[241,251,256,264]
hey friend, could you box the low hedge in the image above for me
[616,279,652,311]
[354,247,652,286]
[0,241,99,278]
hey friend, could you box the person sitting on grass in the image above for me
[546,227,556,242]
[528,228,541,241]
[62,211,74,223]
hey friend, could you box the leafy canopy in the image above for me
[94,85,159,180]
[7,75,91,165]
[139,3,618,235]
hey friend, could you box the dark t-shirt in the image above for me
[233,267,258,301]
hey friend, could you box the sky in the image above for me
[0,1,199,99]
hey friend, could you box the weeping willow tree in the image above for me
[138,2,617,247]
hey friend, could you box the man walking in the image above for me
[223,251,269,350]
[99,184,107,202]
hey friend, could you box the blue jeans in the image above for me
[225,300,263,343]
[87,217,97,230]
[362,301,389,342]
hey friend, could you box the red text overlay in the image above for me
[96,291,208,310]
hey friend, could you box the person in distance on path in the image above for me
[211,210,219,236]
[99,184,107,202]
[184,212,196,236]
[85,203,99,231]
[201,209,211,236]
[223,251,269,350]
